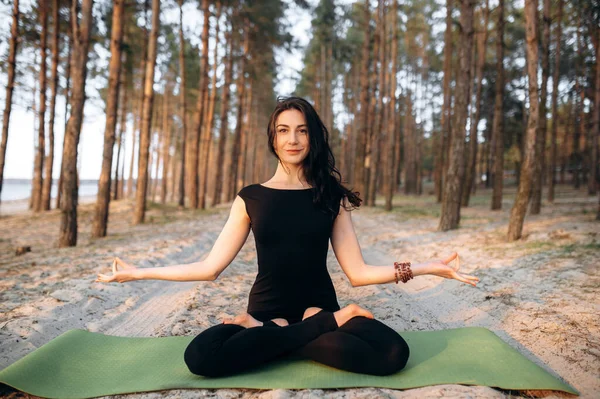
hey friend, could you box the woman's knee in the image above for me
[183,324,242,377]
[380,334,410,375]
[184,335,214,376]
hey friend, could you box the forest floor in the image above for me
[0,184,598,399]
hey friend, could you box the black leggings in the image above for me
[184,310,410,377]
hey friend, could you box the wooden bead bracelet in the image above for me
[394,261,413,284]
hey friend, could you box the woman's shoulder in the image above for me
[236,183,261,199]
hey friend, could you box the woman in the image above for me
[96,96,479,378]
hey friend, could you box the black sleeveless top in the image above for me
[237,183,342,324]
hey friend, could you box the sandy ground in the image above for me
[0,185,598,399]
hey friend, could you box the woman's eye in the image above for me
[300,130,307,134]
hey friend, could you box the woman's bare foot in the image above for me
[222,313,263,328]
[333,304,374,327]
[270,318,289,327]
[302,307,323,321]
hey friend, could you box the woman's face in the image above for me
[274,109,310,166]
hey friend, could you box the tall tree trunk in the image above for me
[508,0,539,241]
[58,0,93,247]
[151,121,161,201]
[114,57,130,201]
[586,29,597,195]
[530,0,551,214]
[384,0,398,211]
[491,0,505,210]
[119,128,126,199]
[366,0,383,206]
[404,94,416,195]
[237,82,252,192]
[29,56,38,211]
[161,86,171,204]
[353,0,371,199]
[127,92,139,198]
[133,0,160,224]
[42,0,60,211]
[200,1,222,209]
[32,0,49,212]
[211,17,233,207]
[243,86,256,185]
[177,0,187,207]
[326,43,335,151]
[0,0,20,204]
[572,12,583,189]
[439,0,474,231]
[590,29,600,220]
[57,15,73,210]
[462,0,489,207]
[226,26,249,202]
[92,0,124,237]
[128,0,149,200]
[436,0,454,203]
[548,0,563,202]
[189,0,210,209]
[592,27,599,205]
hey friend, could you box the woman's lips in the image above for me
[286,150,301,154]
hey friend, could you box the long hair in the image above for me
[266,96,362,220]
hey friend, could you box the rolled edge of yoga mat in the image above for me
[0,327,580,399]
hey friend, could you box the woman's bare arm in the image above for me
[96,196,251,283]
[330,199,479,287]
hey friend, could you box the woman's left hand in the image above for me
[425,252,479,287]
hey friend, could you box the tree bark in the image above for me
[127,92,139,198]
[57,17,73,210]
[436,0,453,203]
[593,27,600,209]
[237,81,252,192]
[384,0,398,211]
[211,16,234,207]
[462,0,489,207]
[226,26,249,202]
[0,0,20,204]
[133,0,160,224]
[530,0,551,214]
[366,0,383,206]
[32,0,49,212]
[41,0,60,210]
[548,0,563,203]
[29,56,38,211]
[188,0,210,209]
[177,0,187,207]
[128,0,149,200]
[151,115,161,201]
[439,0,474,231]
[404,94,417,195]
[161,86,172,204]
[491,0,505,210]
[200,1,222,209]
[92,0,124,237]
[587,27,597,195]
[508,0,539,241]
[353,0,371,199]
[114,56,130,201]
[58,0,94,247]
[573,12,583,189]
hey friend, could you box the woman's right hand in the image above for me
[95,257,138,283]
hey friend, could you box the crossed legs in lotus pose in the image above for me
[184,304,410,377]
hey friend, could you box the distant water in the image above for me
[1,180,99,202]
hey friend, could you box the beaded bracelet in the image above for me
[394,261,413,284]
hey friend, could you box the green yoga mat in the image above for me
[0,327,577,399]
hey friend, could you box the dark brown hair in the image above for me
[266,96,362,220]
